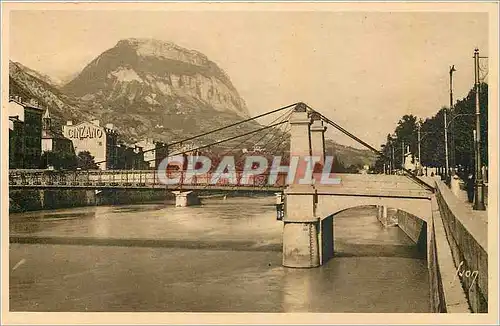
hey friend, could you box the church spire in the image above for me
[42,109,51,130]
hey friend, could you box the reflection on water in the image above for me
[10,198,281,246]
[9,198,429,312]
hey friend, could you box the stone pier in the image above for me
[172,191,201,207]
[282,103,333,268]
[376,205,398,227]
[283,185,320,268]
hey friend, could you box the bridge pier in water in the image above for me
[282,103,333,268]
[172,191,201,207]
[376,205,398,227]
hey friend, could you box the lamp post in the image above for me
[391,134,398,174]
[473,48,486,210]
[443,108,450,180]
[401,140,405,169]
[449,66,456,172]
[417,123,421,173]
[391,141,394,174]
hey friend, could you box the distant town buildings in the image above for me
[403,146,416,171]
[134,138,169,168]
[252,144,264,152]
[171,142,199,155]
[7,96,174,170]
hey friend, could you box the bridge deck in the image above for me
[8,169,284,192]
[9,170,433,197]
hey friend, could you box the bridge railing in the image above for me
[9,169,288,189]
[434,179,488,312]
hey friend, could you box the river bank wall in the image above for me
[9,189,174,213]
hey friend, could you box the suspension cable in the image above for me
[305,105,381,155]
[94,102,298,166]
[197,109,293,189]
[143,120,289,163]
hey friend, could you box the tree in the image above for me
[374,83,488,176]
[40,151,77,170]
[394,114,418,165]
[420,109,446,168]
[77,151,99,170]
[450,82,488,171]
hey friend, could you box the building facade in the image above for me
[114,142,147,170]
[41,109,75,155]
[134,139,169,169]
[8,97,43,169]
[62,119,148,170]
[62,120,118,170]
[9,116,24,168]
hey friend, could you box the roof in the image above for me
[9,98,44,111]
[9,115,23,123]
[42,127,70,140]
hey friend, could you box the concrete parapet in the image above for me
[396,209,426,251]
[428,195,470,312]
[434,180,488,313]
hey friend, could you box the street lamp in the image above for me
[417,124,435,175]
[387,136,394,174]
[473,48,486,210]
[449,65,456,174]
[401,140,405,169]
[417,123,421,171]
[443,109,450,181]
[446,113,474,129]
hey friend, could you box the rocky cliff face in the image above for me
[9,61,92,123]
[11,38,253,143]
[9,39,376,166]
[63,38,248,117]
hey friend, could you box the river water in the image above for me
[9,197,429,312]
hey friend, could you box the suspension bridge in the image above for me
[8,102,488,312]
[9,102,424,190]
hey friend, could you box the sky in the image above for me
[9,9,489,149]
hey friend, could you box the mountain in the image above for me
[11,62,65,87]
[325,140,378,168]
[9,61,94,124]
[9,38,376,166]
[60,38,251,142]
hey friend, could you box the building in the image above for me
[9,115,24,168]
[8,96,44,169]
[41,109,74,155]
[135,138,155,168]
[252,144,264,152]
[154,141,169,168]
[62,120,118,170]
[114,142,147,170]
[172,142,199,156]
[134,138,169,169]
[403,146,416,171]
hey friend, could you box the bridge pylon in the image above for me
[282,103,332,268]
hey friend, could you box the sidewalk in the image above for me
[452,180,488,225]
